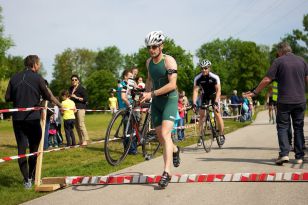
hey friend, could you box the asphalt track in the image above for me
[23,111,308,205]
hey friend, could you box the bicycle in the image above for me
[198,103,225,152]
[104,88,161,166]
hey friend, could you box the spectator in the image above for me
[247,42,308,165]
[5,55,61,189]
[43,80,61,150]
[53,102,63,145]
[108,90,118,114]
[180,91,189,123]
[131,67,139,80]
[61,90,77,147]
[136,76,145,89]
[69,75,89,146]
[230,90,241,119]
[240,92,251,122]
[48,115,58,148]
[117,69,137,155]
[177,93,185,141]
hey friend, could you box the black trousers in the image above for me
[64,119,76,146]
[12,120,42,181]
[276,103,306,159]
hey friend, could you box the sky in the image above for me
[0,0,307,81]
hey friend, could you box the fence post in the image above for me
[34,101,47,189]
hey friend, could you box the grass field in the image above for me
[0,110,253,205]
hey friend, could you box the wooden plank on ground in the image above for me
[42,177,66,184]
[35,184,62,192]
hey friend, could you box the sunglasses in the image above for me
[200,67,209,70]
[147,45,160,50]
[71,78,78,81]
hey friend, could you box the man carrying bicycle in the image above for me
[140,31,180,189]
[192,59,225,146]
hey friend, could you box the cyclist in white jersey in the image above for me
[192,59,225,145]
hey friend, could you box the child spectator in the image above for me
[177,93,185,141]
[48,115,58,148]
[171,111,181,142]
[108,90,118,114]
[61,90,77,146]
[137,76,145,89]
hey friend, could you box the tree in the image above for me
[84,70,117,108]
[95,46,123,77]
[197,38,270,97]
[0,6,14,80]
[2,55,24,78]
[270,14,308,62]
[50,48,97,96]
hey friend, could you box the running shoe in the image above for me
[158,171,171,189]
[275,156,289,165]
[173,146,181,167]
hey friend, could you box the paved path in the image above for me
[24,111,308,205]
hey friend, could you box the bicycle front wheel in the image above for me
[141,114,161,160]
[201,118,214,152]
[104,109,132,166]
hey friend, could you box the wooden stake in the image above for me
[34,101,47,189]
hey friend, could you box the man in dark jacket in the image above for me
[247,42,308,165]
[5,55,61,189]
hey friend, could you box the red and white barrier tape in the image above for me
[0,107,44,113]
[0,139,105,164]
[0,122,198,164]
[0,106,149,113]
[65,172,308,185]
[221,115,242,119]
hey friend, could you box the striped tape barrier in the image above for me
[0,139,104,164]
[0,106,149,113]
[65,172,308,185]
[0,122,198,164]
[0,107,44,113]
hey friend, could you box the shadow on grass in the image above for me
[0,174,19,188]
[0,144,17,149]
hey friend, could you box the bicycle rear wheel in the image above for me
[104,109,132,166]
[201,117,214,152]
[141,114,161,160]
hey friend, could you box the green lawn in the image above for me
[0,111,252,205]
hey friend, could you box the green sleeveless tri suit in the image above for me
[149,56,178,127]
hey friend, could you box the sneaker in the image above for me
[158,171,171,189]
[128,151,138,155]
[173,146,181,167]
[197,138,202,146]
[275,156,289,165]
[295,158,303,164]
[23,179,32,189]
[219,135,225,146]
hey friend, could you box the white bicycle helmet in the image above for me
[145,31,165,46]
[199,59,212,68]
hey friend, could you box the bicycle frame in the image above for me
[123,87,153,147]
[200,104,218,135]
